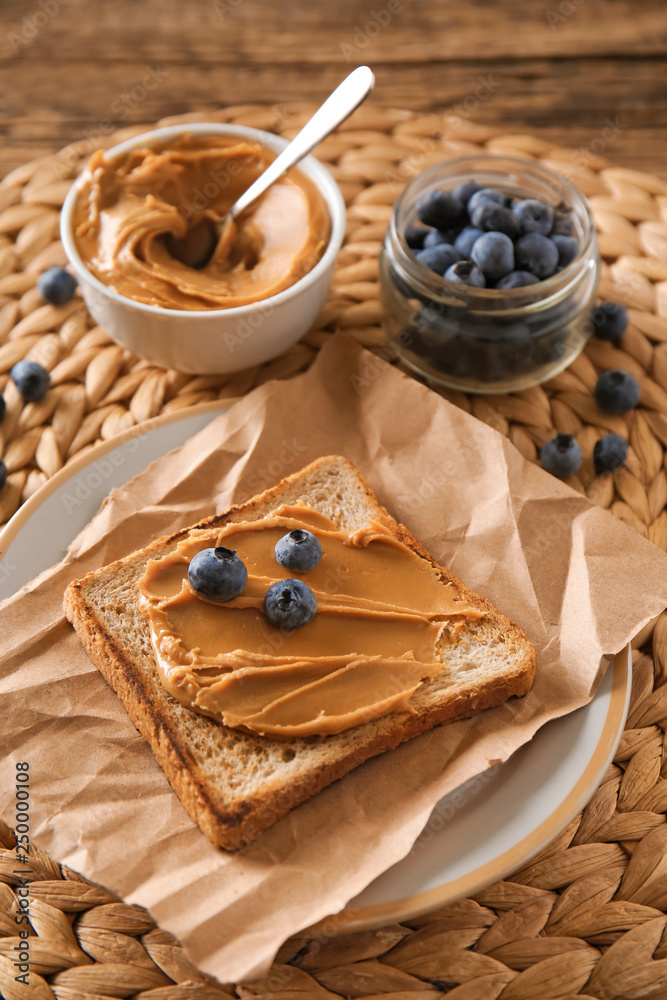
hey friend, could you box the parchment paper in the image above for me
[2,333,667,984]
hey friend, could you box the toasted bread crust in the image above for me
[64,455,536,850]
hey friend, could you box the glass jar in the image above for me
[379,155,600,394]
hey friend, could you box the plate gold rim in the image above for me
[312,644,630,936]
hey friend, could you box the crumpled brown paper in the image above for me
[2,333,667,985]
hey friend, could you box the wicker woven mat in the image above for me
[2,105,667,999]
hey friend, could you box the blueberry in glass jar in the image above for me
[454,226,483,256]
[551,209,575,236]
[496,270,540,289]
[452,180,480,205]
[551,234,580,268]
[415,190,466,230]
[416,244,462,276]
[471,232,514,283]
[470,202,521,239]
[423,227,459,248]
[379,156,599,393]
[444,260,486,287]
[514,233,559,279]
[468,188,505,214]
[513,199,554,236]
[404,223,430,250]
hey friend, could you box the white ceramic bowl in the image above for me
[60,123,346,375]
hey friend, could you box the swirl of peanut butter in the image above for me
[137,505,485,738]
[72,134,331,310]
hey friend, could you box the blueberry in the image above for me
[452,180,480,206]
[541,434,582,478]
[470,203,520,239]
[513,199,554,236]
[423,228,457,248]
[551,211,575,237]
[10,360,50,402]
[0,394,5,422]
[495,270,540,289]
[415,190,466,230]
[264,579,317,630]
[0,458,6,490]
[551,234,580,268]
[515,232,559,280]
[594,370,640,414]
[444,260,486,287]
[37,267,77,306]
[468,188,506,215]
[593,434,628,474]
[471,232,514,283]
[404,224,429,250]
[430,334,473,378]
[591,301,628,342]
[188,546,248,603]
[275,528,322,572]
[412,304,459,352]
[416,244,462,276]
[454,226,483,256]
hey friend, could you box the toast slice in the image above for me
[64,455,535,850]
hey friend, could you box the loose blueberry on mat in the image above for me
[188,546,248,603]
[468,188,505,215]
[470,202,520,239]
[551,234,580,268]
[37,267,77,306]
[454,226,483,256]
[471,232,514,283]
[452,180,480,206]
[444,260,486,287]
[495,270,540,289]
[0,394,5,422]
[416,243,462,276]
[594,370,640,414]
[423,228,457,248]
[514,232,559,279]
[415,190,466,230]
[513,199,554,236]
[10,360,50,402]
[404,224,429,251]
[591,301,628,342]
[594,434,628,474]
[275,528,322,572]
[264,579,317,630]
[540,434,582,479]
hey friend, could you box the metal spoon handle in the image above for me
[228,65,375,221]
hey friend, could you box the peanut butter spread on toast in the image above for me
[137,505,485,737]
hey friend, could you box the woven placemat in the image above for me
[2,105,667,999]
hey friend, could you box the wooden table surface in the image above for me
[1,0,666,178]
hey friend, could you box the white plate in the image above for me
[0,403,631,933]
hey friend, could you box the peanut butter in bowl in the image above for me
[71,133,332,311]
